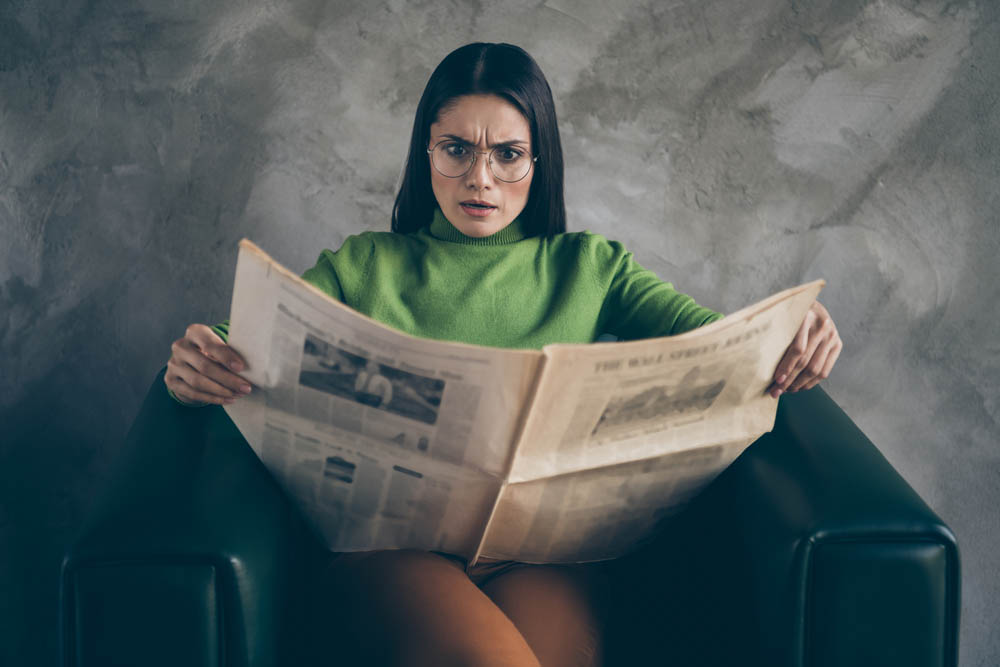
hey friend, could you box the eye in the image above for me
[495,147,524,162]
[443,142,468,157]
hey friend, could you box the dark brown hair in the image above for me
[391,43,566,238]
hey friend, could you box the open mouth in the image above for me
[460,201,497,216]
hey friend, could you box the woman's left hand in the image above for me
[768,301,842,398]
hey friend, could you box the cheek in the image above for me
[510,175,533,206]
[429,171,452,201]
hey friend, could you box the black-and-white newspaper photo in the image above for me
[300,334,445,426]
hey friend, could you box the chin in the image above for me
[451,210,508,237]
[460,223,503,238]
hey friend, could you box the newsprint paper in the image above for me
[224,239,824,566]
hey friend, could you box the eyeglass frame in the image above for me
[426,139,539,183]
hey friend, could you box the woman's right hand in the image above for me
[164,324,253,406]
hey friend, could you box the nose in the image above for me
[465,151,494,190]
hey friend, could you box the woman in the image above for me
[165,42,841,666]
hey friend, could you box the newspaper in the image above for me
[224,239,823,566]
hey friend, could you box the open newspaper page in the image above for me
[223,240,543,561]
[474,280,824,564]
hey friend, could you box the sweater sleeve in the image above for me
[588,233,723,340]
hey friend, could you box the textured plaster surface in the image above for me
[1,0,997,664]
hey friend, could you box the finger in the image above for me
[187,324,247,372]
[772,316,821,396]
[787,339,833,393]
[781,313,836,391]
[164,365,233,405]
[803,337,842,391]
[195,356,253,395]
[172,338,252,395]
[172,375,237,406]
[168,356,242,400]
[163,371,207,406]
[773,320,811,388]
[771,302,835,398]
[785,331,830,392]
[809,300,829,319]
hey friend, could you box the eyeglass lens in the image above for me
[430,142,532,182]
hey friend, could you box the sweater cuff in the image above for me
[211,320,230,343]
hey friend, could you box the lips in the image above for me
[459,200,497,217]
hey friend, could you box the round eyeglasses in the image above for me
[427,140,538,183]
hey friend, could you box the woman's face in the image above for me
[428,94,534,238]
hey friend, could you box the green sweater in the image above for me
[189,208,720,404]
[210,208,720,346]
[291,208,721,348]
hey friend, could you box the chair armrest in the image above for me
[61,368,324,667]
[606,387,960,667]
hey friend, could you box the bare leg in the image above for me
[320,550,542,666]
[480,564,609,667]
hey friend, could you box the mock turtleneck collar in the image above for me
[427,207,530,245]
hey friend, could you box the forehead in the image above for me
[431,94,530,143]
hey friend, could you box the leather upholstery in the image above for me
[61,368,325,666]
[808,541,950,667]
[603,386,960,666]
[61,370,960,666]
[71,562,221,667]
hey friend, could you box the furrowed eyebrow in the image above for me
[438,133,530,148]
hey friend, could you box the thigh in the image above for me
[319,550,541,667]
[480,563,611,667]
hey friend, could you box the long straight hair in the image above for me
[391,43,566,238]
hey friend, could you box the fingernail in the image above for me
[223,397,235,404]
[230,361,243,371]
[776,373,787,384]
[772,388,783,398]
[240,384,251,394]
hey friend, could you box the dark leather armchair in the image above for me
[61,369,960,666]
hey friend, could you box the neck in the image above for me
[427,207,530,245]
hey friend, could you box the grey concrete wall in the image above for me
[1,0,996,664]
